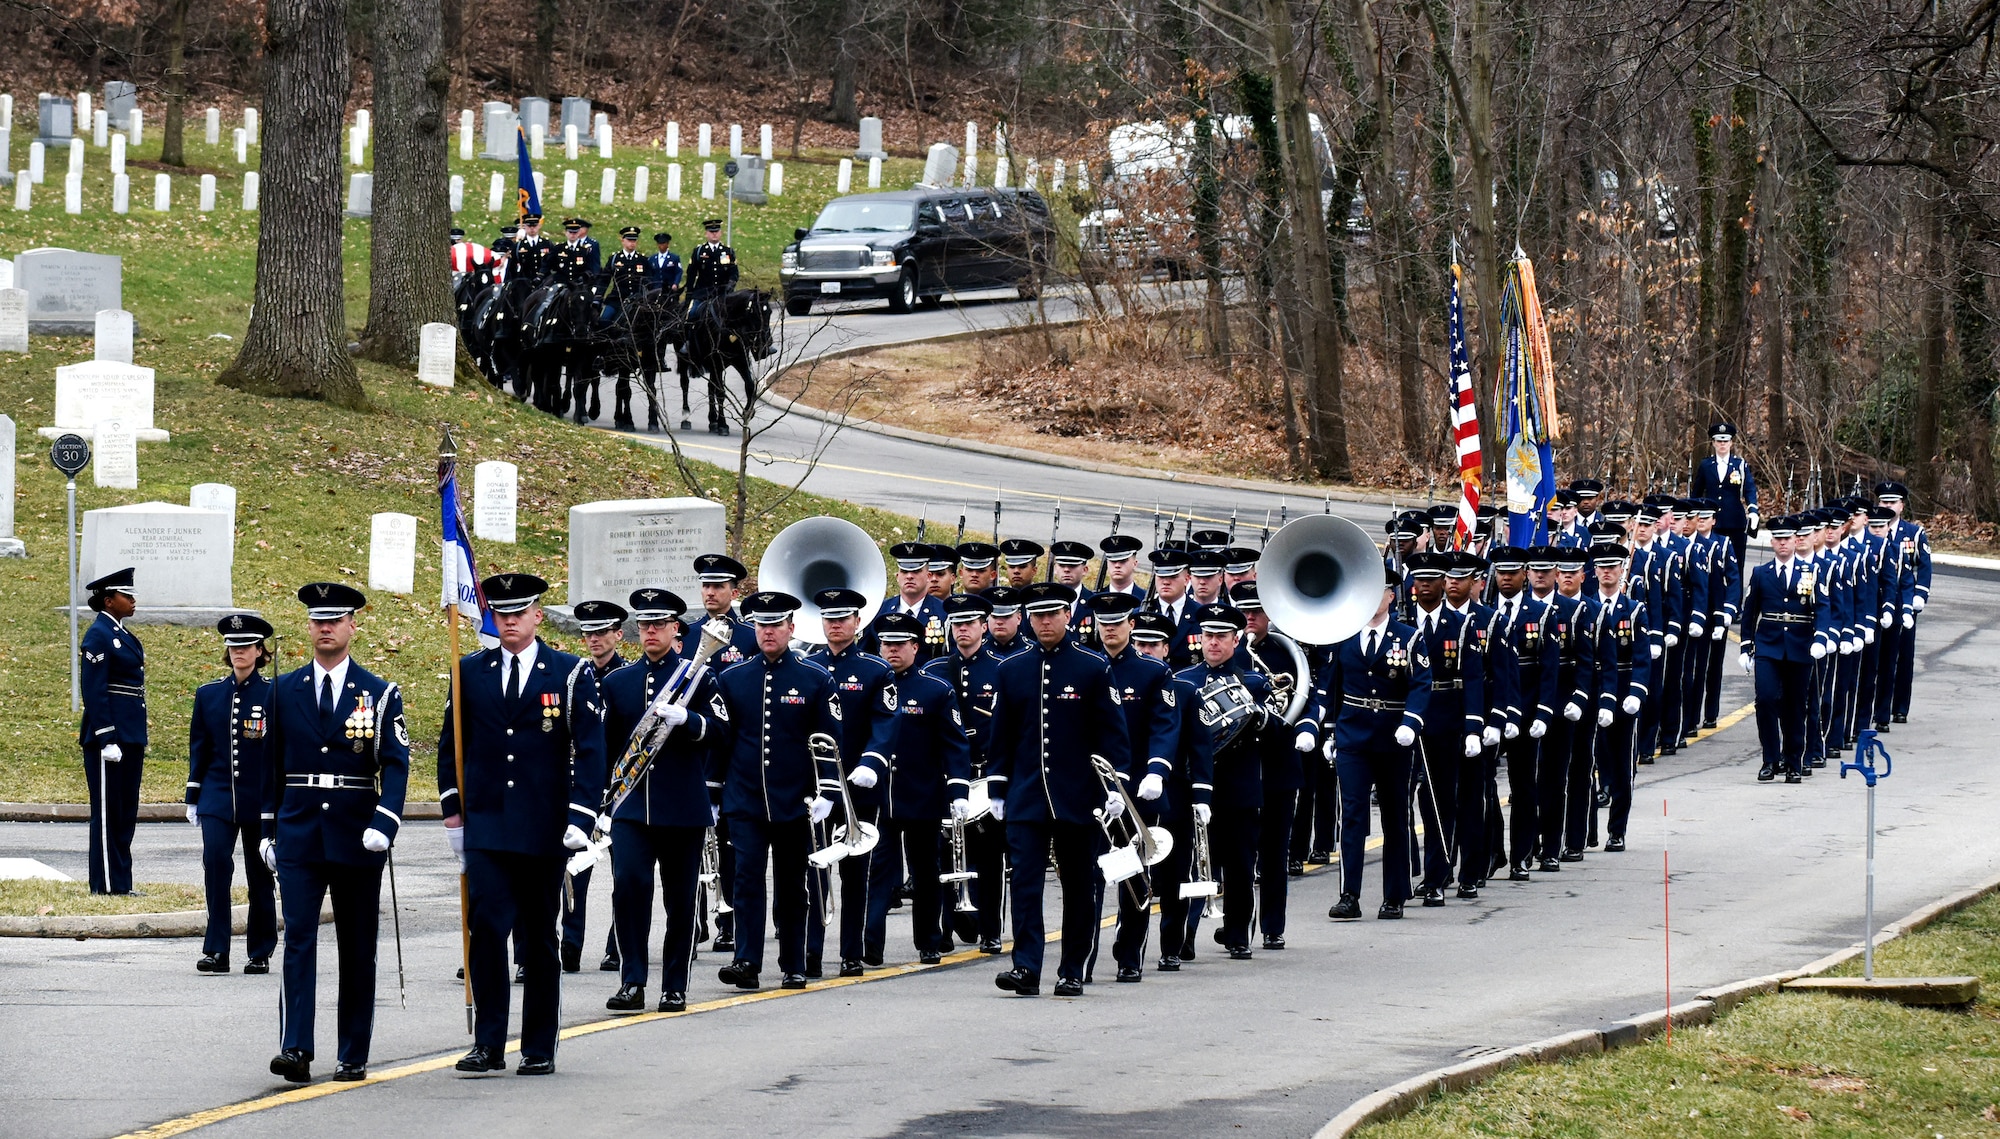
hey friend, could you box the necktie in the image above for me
[507,655,522,702]
[318,673,334,723]
[1364,629,1377,658]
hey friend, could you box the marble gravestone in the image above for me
[36,95,73,147]
[0,288,26,353]
[91,418,138,490]
[189,482,236,534]
[921,144,959,188]
[15,248,122,335]
[369,512,417,594]
[47,360,163,441]
[103,81,136,130]
[730,156,767,205]
[562,498,727,610]
[518,98,551,141]
[0,415,22,557]
[560,97,597,147]
[481,101,518,160]
[80,502,237,615]
[474,460,518,544]
[94,308,133,364]
[419,322,457,387]
[345,173,373,218]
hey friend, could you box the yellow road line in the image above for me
[119,700,1755,1137]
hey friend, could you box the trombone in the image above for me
[1090,754,1173,906]
[1179,811,1219,912]
[806,732,879,869]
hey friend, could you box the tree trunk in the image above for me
[826,0,861,126]
[1713,24,1761,427]
[1690,84,1718,412]
[1171,9,1229,366]
[359,0,454,365]
[217,0,362,408]
[529,0,560,92]
[1912,197,1944,511]
[1951,228,1999,522]
[1465,0,1501,487]
[159,0,194,167]
[1763,258,1785,458]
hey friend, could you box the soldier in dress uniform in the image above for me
[1300,567,1429,919]
[956,542,1000,594]
[1856,506,1901,732]
[982,586,1031,659]
[1586,546,1653,845]
[261,583,410,1085]
[1091,591,1180,982]
[853,612,972,964]
[803,588,894,976]
[998,538,1045,588]
[79,568,147,895]
[1738,517,1833,783]
[566,599,629,973]
[1187,548,1228,608]
[1570,479,1606,531]
[868,542,949,660]
[600,225,649,324]
[439,575,603,1077]
[187,614,278,974]
[921,593,1008,952]
[1145,548,1201,667]
[687,553,759,668]
[1049,541,1096,638]
[1099,534,1147,599]
[1527,545,1597,870]
[551,217,604,294]
[601,588,725,1016]
[926,544,960,600]
[1235,583,1305,945]
[684,218,739,323]
[1382,511,1424,623]
[511,214,556,285]
[1402,552,1487,906]
[1873,482,1929,728]
[713,592,845,992]
[1484,548,1562,879]
[1693,421,1760,566]
[1222,548,1260,593]
[987,582,1132,997]
[1131,612,1212,970]
[1444,550,1512,889]
[646,232,683,294]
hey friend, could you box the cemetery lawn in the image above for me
[1357,891,2000,1139]
[0,879,240,917]
[0,130,937,803]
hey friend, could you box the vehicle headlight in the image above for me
[871,250,895,267]
[781,250,798,269]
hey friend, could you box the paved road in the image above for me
[3,578,1995,1138]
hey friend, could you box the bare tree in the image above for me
[358,0,455,366]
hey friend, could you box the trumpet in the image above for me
[1090,754,1174,898]
[939,815,978,913]
[806,732,879,869]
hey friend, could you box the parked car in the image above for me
[780,187,1055,315]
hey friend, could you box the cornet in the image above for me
[939,815,978,914]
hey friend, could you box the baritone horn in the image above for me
[1256,513,1383,647]
[757,516,888,645]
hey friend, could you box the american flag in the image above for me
[1446,263,1482,544]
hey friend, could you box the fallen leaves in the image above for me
[1777,1105,1811,1122]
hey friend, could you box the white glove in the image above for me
[1562,702,1582,722]
[1102,793,1125,822]
[1463,734,1482,758]
[1621,695,1641,716]
[1902,613,1915,629]
[658,704,688,729]
[1481,726,1501,749]
[1393,725,1415,748]
[1665,633,1679,648]
[950,798,970,821]
[1739,653,1754,673]
[1324,737,1340,759]
[1810,642,1827,660]
[1597,708,1614,728]
[1840,639,1856,655]
[1651,644,1663,660]
[1193,803,1212,826]
[1529,720,1547,739]
[990,799,1005,822]
[1137,773,1163,801]
[562,824,589,851]
[186,806,199,825]
[1879,612,1893,629]
[1864,628,1875,645]
[1503,722,1520,740]
[809,797,833,825]
[848,764,878,789]
[100,743,123,762]
[1689,623,1705,639]
[361,828,391,853]
[1747,512,1760,531]
[1293,730,1316,753]
[446,824,468,873]
[711,804,721,827]
[1712,624,1727,640]
[260,837,277,872]
[1914,596,1926,613]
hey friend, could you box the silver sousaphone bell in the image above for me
[757,515,889,646]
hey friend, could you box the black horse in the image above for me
[458,275,532,394]
[678,289,776,435]
[596,289,685,431]
[521,282,599,418]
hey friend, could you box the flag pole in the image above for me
[440,426,475,1034]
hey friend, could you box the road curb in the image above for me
[0,802,445,823]
[1311,868,2000,1139]
[0,898,334,939]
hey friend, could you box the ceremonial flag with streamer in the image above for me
[1496,251,1561,546]
[439,445,499,648]
[1446,262,1482,545]
[515,125,542,223]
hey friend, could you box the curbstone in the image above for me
[0,897,332,938]
[1696,975,1785,1015]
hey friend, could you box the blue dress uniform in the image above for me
[1147,628,1214,966]
[1858,510,1904,732]
[1830,513,1879,751]
[1533,568,1601,866]
[1241,614,1306,942]
[713,593,844,988]
[1588,552,1656,844]
[646,235,683,293]
[261,583,409,1082]
[1698,511,1744,728]
[1172,629,1275,954]
[552,220,605,289]
[438,576,605,1073]
[1876,483,1930,725]
[1454,583,1518,889]
[687,609,759,668]
[1692,424,1759,564]
[186,615,278,970]
[78,569,147,895]
[986,584,1133,994]
[1488,577,1562,876]
[510,223,557,285]
[1740,523,1835,781]
[1629,518,1684,762]
[803,609,895,971]
[920,597,1008,949]
[1298,603,1430,914]
[1095,595,1183,978]
[568,599,630,972]
[857,614,972,961]
[1678,518,1717,737]
[1405,573,1488,900]
[866,586,950,663]
[600,596,724,1013]
[1869,506,1919,729]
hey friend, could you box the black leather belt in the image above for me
[1342,696,1405,711]
[1430,680,1464,691]
[109,684,145,696]
[1761,614,1815,625]
[286,773,375,790]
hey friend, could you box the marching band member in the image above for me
[1234,583,1304,948]
[1588,545,1653,846]
[1092,591,1180,982]
[804,588,894,976]
[922,594,1008,953]
[570,598,630,973]
[1174,604,1277,959]
[1404,552,1486,907]
[1132,612,1212,969]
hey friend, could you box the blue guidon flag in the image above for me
[438,436,499,648]
[516,124,542,223]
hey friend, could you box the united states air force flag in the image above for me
[440,462,499,648]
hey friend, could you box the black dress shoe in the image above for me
[717,960,760,990]
[1538,858,1561,873]
[599,952,620,972]
[1227,945,1253,960]
[333,1063,366,1082]
[1286,860,1306,877]
[1595,789,1611,808]
[561,944,582,973]
[1157,956,1181,971]
[1308,849,1333,864]
[1456,885,1480,900]
[244,956,270,974]
[1053,977,1085,996]
[938,936,956,953]
[1638,754,1656,765]
[514,965,527,985]
[1116,966,1142,983]
[978,938,1004,955]
[1328,894,1362,920]
[803,954,823,979]
[658,991,686,1013]
[712,934,736,954]
[1758,765,1776,781]
[516,1056,554,1076]
[1262,935,1286,951]
[839,959,864,977]
[1605,836,1627,852]
[1873,721,1890,732]
[1559,849,1584,862]
[862,951,884,967]
[1420,888,1446,907]
[1509,865,1532,881]
[456,1045,505,1074]
[779,972,808,990]
[1659,744,1677,757]
[1213,927,1228,946]
[1377,901,1403,920]
[270,1048,312,1083]
[995,967,1039,995]
[1700,719,1717,730]
[605,983,646,1014]
[1891,713,1908,724]
[197,952,230,974]
[1785,772,1804,784]
[919,950,942,965]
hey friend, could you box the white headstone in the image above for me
[418,322,456,387]
[837,157,852,193]
[53,360,157,434]
[530,122,545,160]
[189,482,237,533]
[94,309,133,364]
[561,168,577,207]
[474,460,519,544]
[92,108,108,147]
[129,107,143,147]
[81,502,236,607]
[459,109,475,160]
[856,116,886,160]
[109,132,125,174]
[599,167,617,204]
[565,498,727,606]
[729,124,742,157]
[667,163,682,201]
[76,92,92,134]
[0,93,12,133]
[759,123,772,161]
[922,143,958,187]
[487,172,504,212]
[964,122,978,185]
[632,165,649,203]
[92,418,137,489]
[481,101,516,159]
[113,173,130,214]
[1051,159,1064,193]
[355,108,370,137]
[0,289,27,353]
[0,260,10,290]
[701,162,716,199]
[153,172,170,211]
[348,124,365,166]
[666,121,679,157]
[27,141,43,184]
[533,170,545,201]
[1025,158,1039,190]
[564,122,578,160]
[233,127,247,165]
[769,162,783,196]
[345,172,372,218]
[63,173,81,214]
[16,248,123,334]
[993,154,1010,188]
[0,415,20,556]
[245,107,258,138]
[368,512,417,594]
[204,106,219,145]
[68,138,84,174]
[597,121,612,159]
[198,173,216,211]
[449,173,463,212]
[868,155,882,188]
[697,123,711,157]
